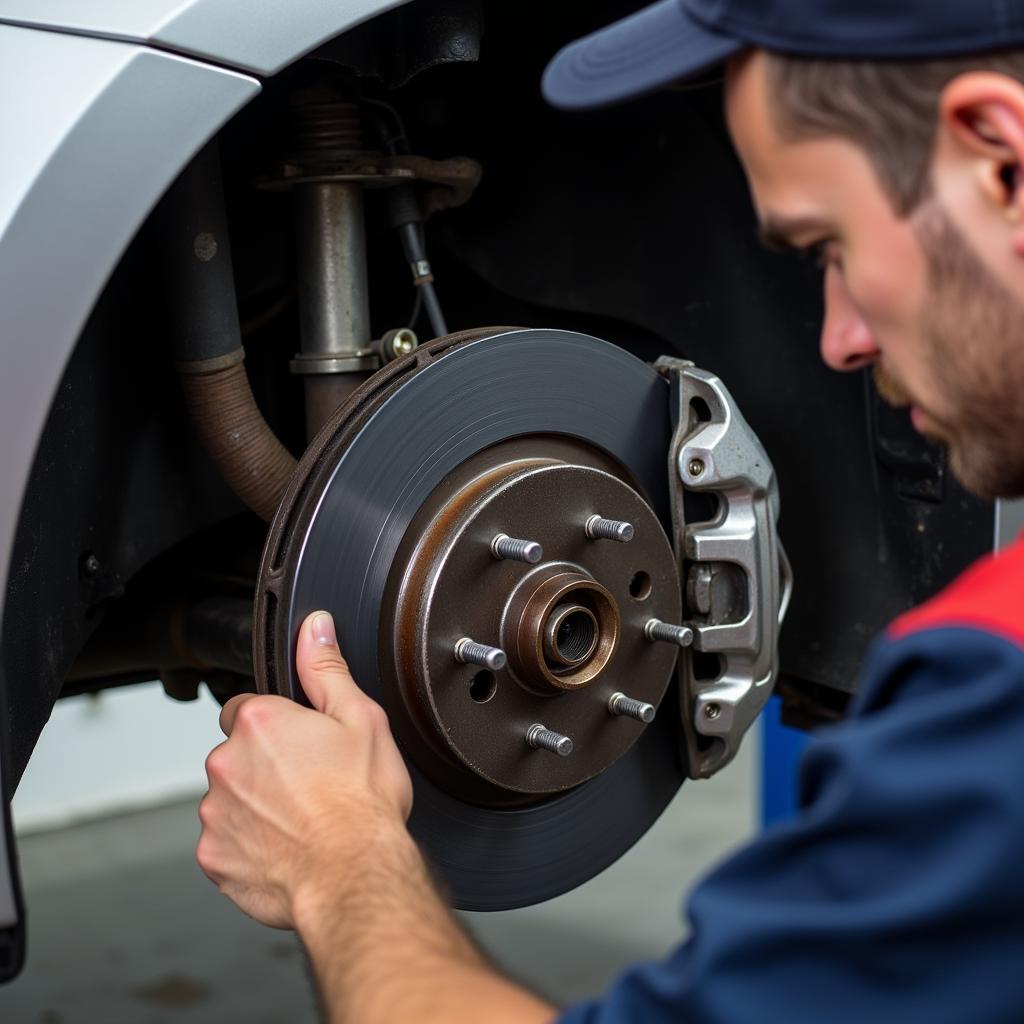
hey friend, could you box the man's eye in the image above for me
[807,240,840,270]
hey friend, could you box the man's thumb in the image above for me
[295,610,361,717]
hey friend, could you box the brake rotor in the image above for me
[254,328,686,910]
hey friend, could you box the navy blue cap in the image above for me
[543,0,1024,110]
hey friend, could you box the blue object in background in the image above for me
[760,695,809,825]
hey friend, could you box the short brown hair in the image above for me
[764,51,1024,215]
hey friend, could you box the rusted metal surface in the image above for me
[386,154,482,216]
[178,355,297,523]
[386,459,679,796]
[265,152,482,216]
[259,85,482,215]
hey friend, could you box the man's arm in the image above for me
[197,610,554,1024]
[294,824,551,1023]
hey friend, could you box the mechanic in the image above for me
[195,1,1024,1020]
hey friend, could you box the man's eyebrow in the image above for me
[757,215,832,252]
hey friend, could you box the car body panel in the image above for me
[0,21,258,979]
[0,0,409,75]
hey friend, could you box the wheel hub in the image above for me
[386,457,680,797]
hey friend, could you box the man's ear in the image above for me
[938,72,1024,225]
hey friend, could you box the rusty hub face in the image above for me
[382,451,680,798]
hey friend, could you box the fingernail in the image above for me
[311,611,336,647]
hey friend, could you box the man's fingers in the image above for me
[295,610,365,719]
[220,692,259,737]
[221,612,369,728]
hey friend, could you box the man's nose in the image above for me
[820,264,880,371]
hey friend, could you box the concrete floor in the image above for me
[0,739,756,1022]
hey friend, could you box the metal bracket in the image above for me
[656,357,793,779]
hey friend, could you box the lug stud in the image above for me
[454,638,507,671]
[644,619,694,647]
[526,724,573,757]
[608,692,656,723]
[585,515,634,543]
[491,533,543,564]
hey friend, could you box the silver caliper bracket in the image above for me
[656,357,793,779]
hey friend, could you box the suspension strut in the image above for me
[269,82,482,439]
[287,89,378,438]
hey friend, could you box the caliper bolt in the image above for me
[585,515,634,543]
[526,724,573,757]
[454,638,507,671]
[687,458,705,478]
[491,533,543,564]
[608,692,656,723]
[704,702,722,721]
[379,327,418,361]
[644,619,694,647]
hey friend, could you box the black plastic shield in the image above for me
[0,658,25,982]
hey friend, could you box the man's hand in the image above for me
[197,610,413,928]
[197,610,554,1023]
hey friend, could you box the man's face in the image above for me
[724,51,1024,499]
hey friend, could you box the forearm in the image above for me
[294,820,556,1024]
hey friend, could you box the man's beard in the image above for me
[885,202,1024,500]
[873,362,914,409]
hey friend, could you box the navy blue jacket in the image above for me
[561,538,1024,1023]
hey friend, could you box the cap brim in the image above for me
[542,0,743,111]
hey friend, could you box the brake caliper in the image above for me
[656,357,793,779]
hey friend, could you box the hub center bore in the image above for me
[547,604,598,668]
[504,568,619,692]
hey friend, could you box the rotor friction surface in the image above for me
[255,329,684,910]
